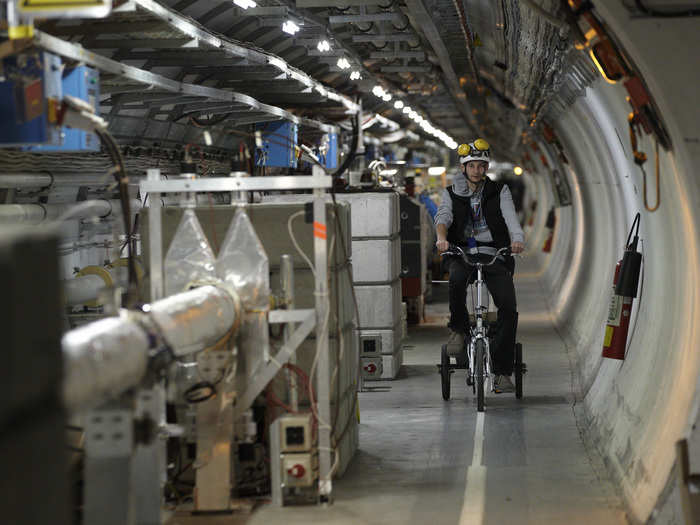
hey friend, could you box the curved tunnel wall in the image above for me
[523,4,700,522]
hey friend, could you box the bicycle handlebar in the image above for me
[441,244,512,267]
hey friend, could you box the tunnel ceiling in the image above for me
[37,0,599,158]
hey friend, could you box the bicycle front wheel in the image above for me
[441,344,451,401]
[475,339,485,412]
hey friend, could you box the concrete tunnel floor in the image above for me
[170,255,629,525]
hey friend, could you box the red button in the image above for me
[364,363,377,373]
[288,464,306,478]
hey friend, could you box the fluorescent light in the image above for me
[282,20,300,35]
[382,93,392,102]
[233,0,256,8]
[372,85,384,97]
[316,39,330,52]
[402,106,411,114]
[337,57,351,69]
[514,166,523,175]
[428,166,446,176]
[379,169,398,176]
[350,70,362,80]
[394,100,404,109]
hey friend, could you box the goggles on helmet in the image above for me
[458,138,490,165]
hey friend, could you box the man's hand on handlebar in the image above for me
[436,238,449,253]
[511,241,525,254]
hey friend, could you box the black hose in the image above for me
[625,212,641,251]
[331,111,359,179]
[96,128,138,303]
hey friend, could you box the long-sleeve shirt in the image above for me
[435,176,524,255]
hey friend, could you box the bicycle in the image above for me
[437,245,526,411]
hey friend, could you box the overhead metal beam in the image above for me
[369,51,425,60]
[88,38,196,49]
[329,13,402,23]
[32,30,340,133]
[240,6,289,16]
[46,21,165,35]
[402,0,477,132]
[296,0,386,6]
[352,33,419,42]
[380,65,432,72]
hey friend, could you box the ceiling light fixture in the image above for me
[382,93,392,102]
[282,20,300,35]
[233,0,256,8]
[394,100,404,109]
[316,39,331,52]
[350,70,362,80]
[336,57,351,69]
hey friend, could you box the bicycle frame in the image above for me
[442,245,510,392]
[468,261,492,390]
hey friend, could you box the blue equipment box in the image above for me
[30,65,100,152]
[255,121,298,168]
[0,51,62,147]
[321,132,338,170]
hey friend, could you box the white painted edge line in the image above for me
[459,412,486,525]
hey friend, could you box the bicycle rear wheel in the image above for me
[475,339,485,412]
[515,343,523,399]
[441,344,451,401]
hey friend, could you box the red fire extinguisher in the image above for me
[542,207,556,252]
[602,213,642,360]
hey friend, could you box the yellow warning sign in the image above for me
[604,325,614,347]
[19,0,107,12]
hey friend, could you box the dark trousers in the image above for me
[446,257,518,375]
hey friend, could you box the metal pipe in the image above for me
[281,254,298,411]
[0,200,141,224]
[0,173,145,188]
[62,284,239,412]
[63,266,129,306]
[64,274,111,306]
[0,173,52,188]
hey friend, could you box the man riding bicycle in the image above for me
[435,139,525,393]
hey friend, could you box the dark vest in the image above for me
[446,178,511,249]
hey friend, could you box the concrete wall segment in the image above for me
[533,3,700,520]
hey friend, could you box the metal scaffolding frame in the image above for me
[142,166,336,506]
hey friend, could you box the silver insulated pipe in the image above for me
[62,284,239,413]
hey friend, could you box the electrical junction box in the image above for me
[29,65,100,152]
[320,133,338,170]
[281,452,317,488]
[361,356,383,380]
[360,334,382,357]
[255,121,298,168]
[0,50,62,147]
[278,413,313,453]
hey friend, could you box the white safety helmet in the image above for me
[458,138,491,165]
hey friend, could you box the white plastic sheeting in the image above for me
[163,209,217,296]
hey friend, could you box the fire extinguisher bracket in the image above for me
[615,213,643,298]
[616,249,642,298]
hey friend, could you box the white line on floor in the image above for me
[459,412,486,525]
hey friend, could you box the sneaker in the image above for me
[445,330,465,356]
[494,375,515,394]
